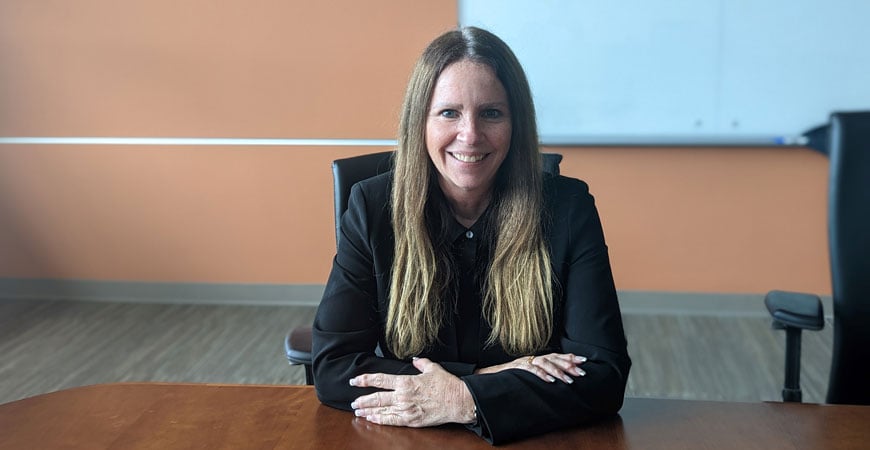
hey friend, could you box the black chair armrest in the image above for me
[765,290,824,330]
[765,290,824,402]
[285,326,314,385]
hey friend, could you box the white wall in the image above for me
[460,0,870,144]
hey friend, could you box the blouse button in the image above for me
[465,230,474,239]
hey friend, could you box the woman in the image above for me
[312,27,630,444]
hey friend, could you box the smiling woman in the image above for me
[311,27,631,444]
[425,60,512,227]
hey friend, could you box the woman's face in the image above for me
[425,59,512,202]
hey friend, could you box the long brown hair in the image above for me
[388,27,553,358]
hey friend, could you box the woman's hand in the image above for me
[474,353,587,384]
[349,358,475,427]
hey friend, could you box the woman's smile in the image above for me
[449,152,490,163]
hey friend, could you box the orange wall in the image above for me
[0,1,832,295]
[0,0,455,138]
[551,146,829,295]
[0,145,377,283]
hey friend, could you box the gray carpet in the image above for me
[0,298,832,405]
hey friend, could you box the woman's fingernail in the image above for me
[575,356,587,363]
[351,401,358,409]
[546,375,556,383]
[412,356,419,360]
[349,378,357,386]
[354,409,364,416]
[578,369,586,377]
[564,376,574,384]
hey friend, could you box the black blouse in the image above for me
[312,172,631,444]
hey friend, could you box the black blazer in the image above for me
[312,172,631,444]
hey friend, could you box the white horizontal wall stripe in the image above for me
[0,137,398,146]
[0,135,807,147]
[540,135,808,146]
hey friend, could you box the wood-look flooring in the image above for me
[0,298,832,406]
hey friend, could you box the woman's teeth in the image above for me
[451,153,486,162]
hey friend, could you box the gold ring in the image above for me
[528,355,535,365]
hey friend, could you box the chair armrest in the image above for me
[285,326,313,366]
[764,290,824,331]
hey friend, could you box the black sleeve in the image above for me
[312,182,413,408]
[312,181,477,409]
[461,180,631,444]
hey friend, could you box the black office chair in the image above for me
[765,111,870,405]
[285,151,564,385]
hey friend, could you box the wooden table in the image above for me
[1,383,868,449]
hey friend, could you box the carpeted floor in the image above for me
[0,298,832,405]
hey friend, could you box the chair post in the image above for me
[782,327,803,402]
[304,365,314,386]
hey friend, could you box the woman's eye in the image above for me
[440,110,459,119]
[481,109,503,119]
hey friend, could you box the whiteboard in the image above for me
[459,0,870,145]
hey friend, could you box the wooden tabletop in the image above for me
[1,383,868,449]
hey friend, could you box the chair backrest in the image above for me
[826,111,870,405]
[331,151,395,246]
[331,151,563,247]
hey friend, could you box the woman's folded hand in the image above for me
[474,353,587,384]
[349,357,476,427]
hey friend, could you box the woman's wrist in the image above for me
[456,380,478,424]
[460,400,477,424]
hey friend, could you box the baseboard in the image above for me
[0,278,833,317]
[0,278,324,306]
[619,290,833,319]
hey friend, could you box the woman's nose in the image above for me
[457,116,482,144]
